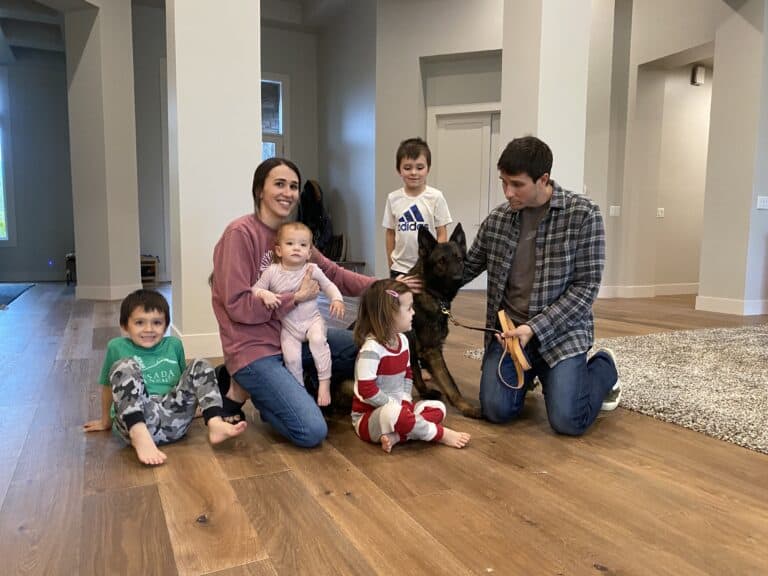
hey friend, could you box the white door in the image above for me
[428,108,502,290]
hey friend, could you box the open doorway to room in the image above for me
[633,46,714,297]
[421,50,502,290]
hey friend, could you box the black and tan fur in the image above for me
[407,224,481,418]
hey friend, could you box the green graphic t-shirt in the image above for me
[99,336,186,397]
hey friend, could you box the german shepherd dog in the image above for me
[407,224,482,418]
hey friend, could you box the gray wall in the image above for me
[132,3,168,281]
[422,51,501,107]
[0,50,73,282]
[262,24,319,181]
[317,0,376,272]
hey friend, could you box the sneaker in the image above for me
[597,348,622,411]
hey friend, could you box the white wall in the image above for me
[132,3,168,280]
[375,0,503,277]
[655,65,711,291]
[697,0,765,312]
[422,51,501,108]
[615,0,765,311]
[0,52,73,282]
[262,24,319,180]
[317,0,376,273]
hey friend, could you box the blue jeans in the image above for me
[480,339,618,436]
[234,328,357,448]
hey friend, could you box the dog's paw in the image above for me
[460,404,483,419]
[420,388,443,401]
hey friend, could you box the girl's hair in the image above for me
[272,221,313,263]
[252,157,302,209]
[353,279,411,347]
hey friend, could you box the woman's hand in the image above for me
[395,274,423,294]
[294,268,320,303]
[329,299,345,319]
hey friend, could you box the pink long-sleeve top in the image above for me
[211,213,374,375]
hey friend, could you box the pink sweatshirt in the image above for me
[211,214,374,375]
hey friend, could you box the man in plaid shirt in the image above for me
[463,136,621,436]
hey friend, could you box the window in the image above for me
[261,75,289,160]
[0,67,14,246]
[0,135,7,241]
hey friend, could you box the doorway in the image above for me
[427,104,502,290]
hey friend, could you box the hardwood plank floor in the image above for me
[0,283,766,575]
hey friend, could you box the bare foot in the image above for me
[438,427,471,449]
[380,432,400,453]
[207,416,248,445]
[317,380,331,407]
[129,422,167,465]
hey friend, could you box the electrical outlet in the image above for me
[656,208,665,218]
[757,196,768,210]
[609,205,621,217]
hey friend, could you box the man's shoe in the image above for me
[597,348,622,411]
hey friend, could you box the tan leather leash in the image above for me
[439,306,532,390]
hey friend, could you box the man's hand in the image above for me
[329,299,345,319]
[83,418,111,433]
[496,323,534,348]
[395,274,423,294]
[295,269,320,303]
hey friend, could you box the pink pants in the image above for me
[281,313,331,384]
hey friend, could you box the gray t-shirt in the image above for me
[502,201,550,325]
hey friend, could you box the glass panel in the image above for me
[261,81,281,134]
[262,141,276,160]
[0,135,6,241]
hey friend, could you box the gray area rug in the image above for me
[465,325,768,454]
[0,283,34,309]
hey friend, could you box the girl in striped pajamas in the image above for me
[351,279,471,453]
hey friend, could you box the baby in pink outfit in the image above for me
[251,222,345,406]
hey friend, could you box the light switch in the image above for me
[656,208,665,218]
[757,196,768,210]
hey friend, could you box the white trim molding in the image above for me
[171,324,222,359]
[695,296,768,316]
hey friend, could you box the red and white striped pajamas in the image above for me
[351,334,446,444]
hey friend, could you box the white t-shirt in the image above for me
[382,185,452,273]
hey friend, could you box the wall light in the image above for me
[690,65,706,86]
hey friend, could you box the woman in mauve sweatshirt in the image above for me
[211,157,375,448]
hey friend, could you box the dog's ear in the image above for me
[449,223,467,255]
[418,226,437,259]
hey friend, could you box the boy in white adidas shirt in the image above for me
[382,137,453,278]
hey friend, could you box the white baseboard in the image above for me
[598,284,656,298]
[170,324,222,359]
[599,283,699,299]
[76,283,143,301]
[653,283,699,296]
[696,296,768,316]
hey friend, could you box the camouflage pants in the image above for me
[111,357,222,445]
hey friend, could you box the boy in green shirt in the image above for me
[84,289,246,465]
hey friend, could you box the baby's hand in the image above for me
[253,287,281,309]
[329,299,345,319]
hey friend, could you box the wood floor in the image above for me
[1,283,767,575]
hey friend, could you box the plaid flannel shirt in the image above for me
[463,182,605,367]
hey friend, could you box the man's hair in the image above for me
[119,289,170,328]
[273,221,313,263]
[353,279,411,347]
[395,137,431,171]
[497,136,553,182]
[252,157,302,207]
